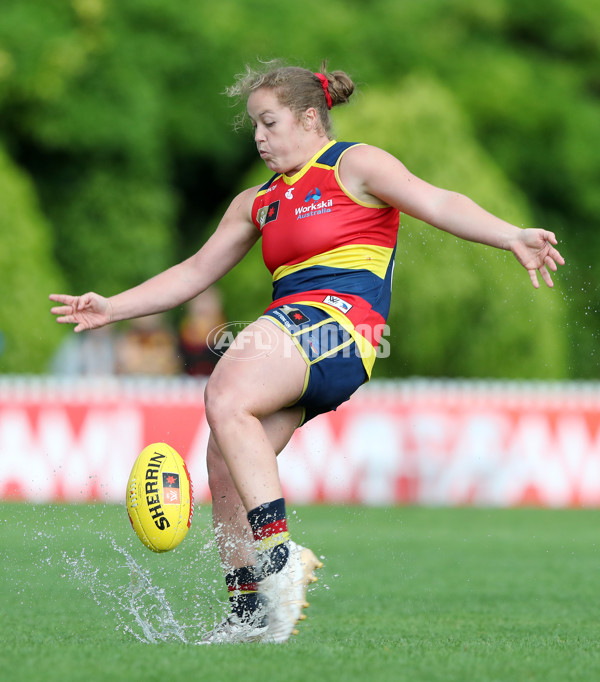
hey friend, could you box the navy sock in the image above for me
[247,498,290,576]
[225,566,265,623]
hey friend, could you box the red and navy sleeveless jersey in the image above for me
[251,140,399,372]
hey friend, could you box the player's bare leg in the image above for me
[206,407,303,571]
[204,319,307,511]
[207,435,255,568]
[201,319,321,643]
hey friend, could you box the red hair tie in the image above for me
[314,72,332,109]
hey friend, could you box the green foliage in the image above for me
[0,145,65,372]
[43,162,177,296]
[0,0,596,375]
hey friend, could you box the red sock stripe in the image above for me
[228,582,259,594]
[252,518,288,542]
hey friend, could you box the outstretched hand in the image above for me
[510,229,565,288]
[49,292,113,332]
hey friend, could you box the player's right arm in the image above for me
[50,186,261,332]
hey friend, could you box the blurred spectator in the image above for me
[178,287,226,376]
[50,326,117,376]
[115,313,181,375]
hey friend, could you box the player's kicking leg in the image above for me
[200,319,322,644]
[202,410,304,643]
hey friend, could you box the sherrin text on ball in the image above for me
[126,442,193,552]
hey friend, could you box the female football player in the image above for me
[50,61,564,644]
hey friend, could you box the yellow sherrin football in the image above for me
[126,442,193,552]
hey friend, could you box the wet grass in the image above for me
[2,503,600,682]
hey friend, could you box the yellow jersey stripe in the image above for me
[273,243,394,282]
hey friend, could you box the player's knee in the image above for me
[204,376,239,433]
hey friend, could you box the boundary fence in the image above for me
[1,376,600,506]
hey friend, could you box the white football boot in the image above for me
[259,541,323,644]
[200,613,268,645]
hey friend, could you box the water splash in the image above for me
[59,531,225,644]
[20,505,324,645]
[62,541,182,642]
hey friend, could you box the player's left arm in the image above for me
[339,145,565,288]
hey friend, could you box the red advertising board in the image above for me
[1,378,600,506]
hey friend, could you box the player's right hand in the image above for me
[49,292,113,333]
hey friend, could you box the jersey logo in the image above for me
[285,187,295,200]
[305,188,321,202]
[256,200,280,229]
[294,195,333,220]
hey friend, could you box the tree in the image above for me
[0,145,65,372]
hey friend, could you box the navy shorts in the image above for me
[261,304,368,423]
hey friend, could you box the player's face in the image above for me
[247,88,309,175]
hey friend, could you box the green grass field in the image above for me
[2,503,599,682]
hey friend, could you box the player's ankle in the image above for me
[225,565,265,623]
[247,497,290,576]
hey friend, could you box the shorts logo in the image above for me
[162,472,181,505]
[282,307,310,326]
[323,294,353,313]
[285,308,308,324]
[305,188,321,202]
[256,200,280,229]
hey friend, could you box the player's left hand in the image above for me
[509,229,565,288]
